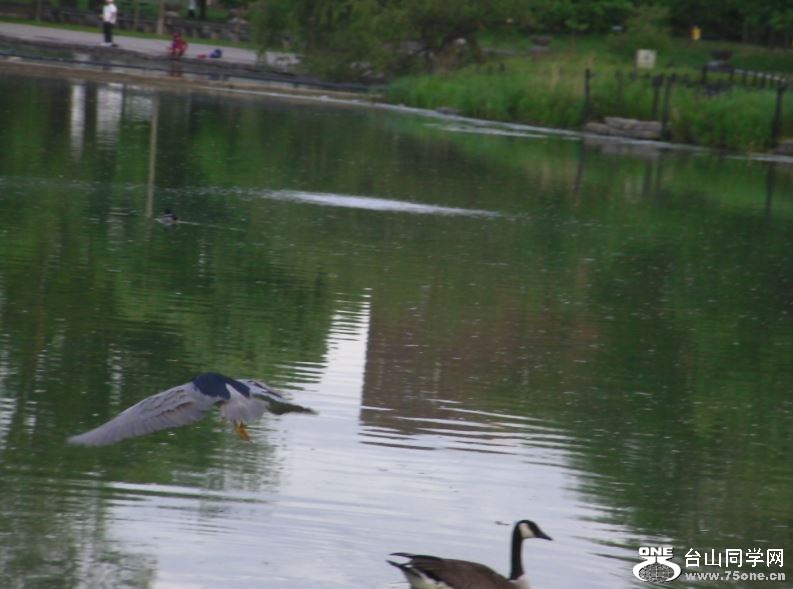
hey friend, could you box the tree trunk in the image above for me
[156,0,166,35]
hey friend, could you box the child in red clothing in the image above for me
[170,32,188,58]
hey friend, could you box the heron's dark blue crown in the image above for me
[193,372,250,399]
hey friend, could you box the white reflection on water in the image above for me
[69,83,86,159]
[94,295,635,589]
[96,83,123,141]
[0,396,12,452]
[429,122,550,140]
[265,190,501,218]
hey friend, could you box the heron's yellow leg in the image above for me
[234,422,251,441]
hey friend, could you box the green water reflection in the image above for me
[0,74,791,588]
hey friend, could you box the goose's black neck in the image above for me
[509,523,525,580]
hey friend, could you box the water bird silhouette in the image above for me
[68,372,316,446]
[388,519,551,589]
[156,208,179,225]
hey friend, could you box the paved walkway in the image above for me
[0,20,373,97]
[0,21,259,66]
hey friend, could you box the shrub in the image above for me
[607,4,672,58]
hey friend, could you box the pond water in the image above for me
[0,74,792,589]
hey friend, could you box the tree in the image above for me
[389,0,508,63]
[769,7,793,48]
[251,0,513,77]
[663,0,791,45]
[607,4,671,57]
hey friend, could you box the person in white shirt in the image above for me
[102,0,118,47]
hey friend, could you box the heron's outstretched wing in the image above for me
[240,379,317,415]
[68,383,218,446]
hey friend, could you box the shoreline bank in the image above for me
[2,22,792,164]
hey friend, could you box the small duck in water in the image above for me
[156,209,179,225]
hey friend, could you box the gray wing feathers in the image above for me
[68,384,217,446]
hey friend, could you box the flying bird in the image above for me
[68,372,316,446]
[387,519,552,589]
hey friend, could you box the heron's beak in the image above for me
[234,423,252,442]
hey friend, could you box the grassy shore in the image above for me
[386,35,793,152]
[3,16,792,153]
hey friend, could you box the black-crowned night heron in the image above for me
[387,519,552,589]
[68,372,316,446]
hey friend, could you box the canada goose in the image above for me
[68,372,316,446]
[388,519,551,589]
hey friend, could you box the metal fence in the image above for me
[583,67,790,146]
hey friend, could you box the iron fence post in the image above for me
[771,84,786,147]
[582,68,593,123]
[661,74,676,140]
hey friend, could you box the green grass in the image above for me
[4,15,792,152]
[388,48,604,126]
[590,71,791,151]
[387,34,793,152]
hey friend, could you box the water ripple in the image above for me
[265,190,501,218]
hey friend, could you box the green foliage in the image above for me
[589,72,792,151]
[389,46,793,152]
[670,88,784,151]
[250,0,378,52]
[390,0,504,55]
[769,8,793,35]
[508,0,632,34]
[606,4,671,57]
[251,0,517,77]
[250,0,793,80]
[248,0,293,47]
[664,0,792,45]
[251,0,399,76]
[388,61,586,127]
[589,71,656,120]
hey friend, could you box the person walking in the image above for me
[101,0,118,47]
